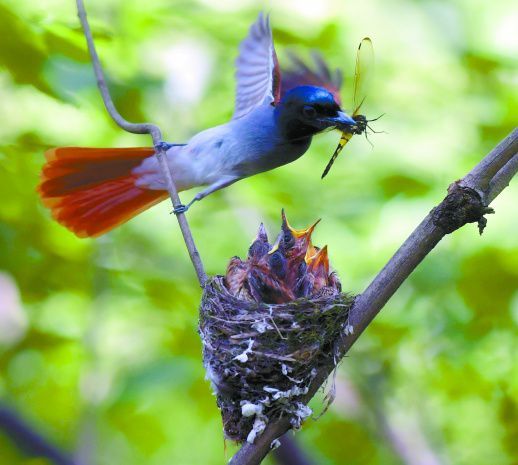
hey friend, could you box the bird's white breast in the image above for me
[133,104,278,192]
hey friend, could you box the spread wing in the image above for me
[233,13,281,120]
[280,51,343,105]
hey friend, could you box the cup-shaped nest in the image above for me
[199,212,354,443]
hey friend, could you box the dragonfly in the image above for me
[321,37,375,179]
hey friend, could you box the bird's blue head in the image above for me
[275,86,356,142]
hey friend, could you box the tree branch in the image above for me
[486,147,518,204]
[272,434,315,465]
[229,128,518,465]
[463,128,518,196]
[0,404,76,465]
[75,0,207,286]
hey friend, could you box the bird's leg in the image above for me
[155,141,188,216]
[171,202,192,215]
[154,141,187,152]
[171,176,240,215]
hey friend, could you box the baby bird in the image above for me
[225,223,270,300]
[224,211,341,303]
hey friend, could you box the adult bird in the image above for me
[38,13,357,238]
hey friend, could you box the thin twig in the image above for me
[229,127,518,465]
[75,0,207,286]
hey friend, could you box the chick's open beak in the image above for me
[282,209,321,239]
[304,241,318,264]
[290,218,321,240]
[269,210,321,255]
[306,245,329,274]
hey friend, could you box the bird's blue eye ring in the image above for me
[302,105,317,118]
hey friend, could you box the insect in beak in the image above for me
[331,111,357,132]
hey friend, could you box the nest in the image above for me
[200,278,353,442]
[198,212,354,443]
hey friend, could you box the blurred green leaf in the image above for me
[0,5,53,96]
[458,248,518,335]
[379,173,431,198]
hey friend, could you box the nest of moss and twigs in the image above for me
[199,211,355,443]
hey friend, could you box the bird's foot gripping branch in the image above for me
[199,212,353,443]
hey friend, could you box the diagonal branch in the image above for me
[229,127,518,465]
[75,0,206,286]
[0,404,76,465]
[272,434,315,465]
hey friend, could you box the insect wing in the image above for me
[352,37,374,115]
[321,37,374,178]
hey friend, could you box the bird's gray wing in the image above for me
[233,12,281,120]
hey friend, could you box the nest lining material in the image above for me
[199,276,354,443]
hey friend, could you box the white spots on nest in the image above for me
[238,358,320,443]
[203,364,221,395]
[263,385,309,401]
[233,338,254,363]
[282,364,303,384]
[251,320,273,333]
[247,417,267,444]
[344,323,354,336]
[240,400,269,443]
[240,371,317,443]
[241,402,263,418]
[289,403,313,429]
[281,363,291,375]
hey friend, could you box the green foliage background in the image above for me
[0,0,517,464]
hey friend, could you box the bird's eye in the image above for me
[269,251,287,278]
[302,105,317,118]
[283,231,295,248]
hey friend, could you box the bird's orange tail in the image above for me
[38,147,168,237]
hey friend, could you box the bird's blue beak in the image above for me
[332,111,357,131]
[319,110,357,132]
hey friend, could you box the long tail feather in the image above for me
[38,147,167,237]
